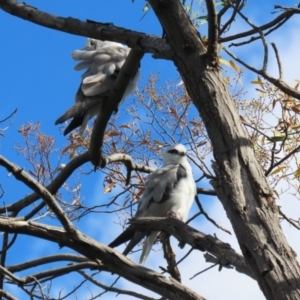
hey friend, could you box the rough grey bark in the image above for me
[129,217,255,279]
[148,1,300,299]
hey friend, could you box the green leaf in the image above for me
[270,166,286,175]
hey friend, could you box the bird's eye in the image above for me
[168,149,185,156]
[168,149,178,155]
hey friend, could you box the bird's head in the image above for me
[84,38,103,50]
[162,144,188,166]
[84,38,127,51]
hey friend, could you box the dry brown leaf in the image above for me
[104,182,116,193]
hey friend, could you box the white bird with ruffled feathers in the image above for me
[55,38,140,135]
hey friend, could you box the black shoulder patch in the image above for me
[161,164,187,202]
[110,69,120,80]
[176,164,187,181]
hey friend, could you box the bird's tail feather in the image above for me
[63,115,85,136]
[109,227,136,249]
[123,231,146,256]
[139,231,158,265]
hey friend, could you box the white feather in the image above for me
[109,144,196,265]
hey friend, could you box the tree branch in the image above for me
[0,216,205,300]
[78,270,159,300]
[129,216,255,280]
[20,262,100,284]
[205,0,218,63]
[103,153,154,185]
[218,0,244,36]
[89,49,144,167]
[7,254,90,273]
[0,155,76,233]
[195,195,231,234]
[0,151,90,214]
[223,47,300,100]
[160,234,181,282]
[0,151,153,216]
[0,0,171,58]
[0,288,18,300]
[196,187,216,196]
[270,42,283,80]
[0,108,17,123]
[219,6,299,43]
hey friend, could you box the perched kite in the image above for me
[109,144,196,264]
[55,38,140,135]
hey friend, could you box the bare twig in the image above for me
[20,262,101,284]
[196,187,216,196]
[0,265,23,285]
[7,254,90,273]
[0,183,4,199]
[0,108,17,123]
[205,0,218,63]
[219,6,299,43]
[278,207,300,230]
[186,212,202,224]
[190,263,218,280]
[271,42,283,80]
[175,247,194,268]
[161,247,194,274]
[78,270,158,300]
[218,0,244,36]
[265,138,278,177]
[223,47,300,100]
[265,144,300,176]
[274,5,300,12]
[160,234,181,282]
[233,6,269,72]
[103,153,154,185]
[0,233,17,255]
[243,123,275,142]
[195,195,231,235]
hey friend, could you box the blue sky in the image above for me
[1,1,300,299]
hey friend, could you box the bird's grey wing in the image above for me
[137,164,187,215]
[81,71,116,97]
[73,44,130,98]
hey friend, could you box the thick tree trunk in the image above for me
[149,0,300,299]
